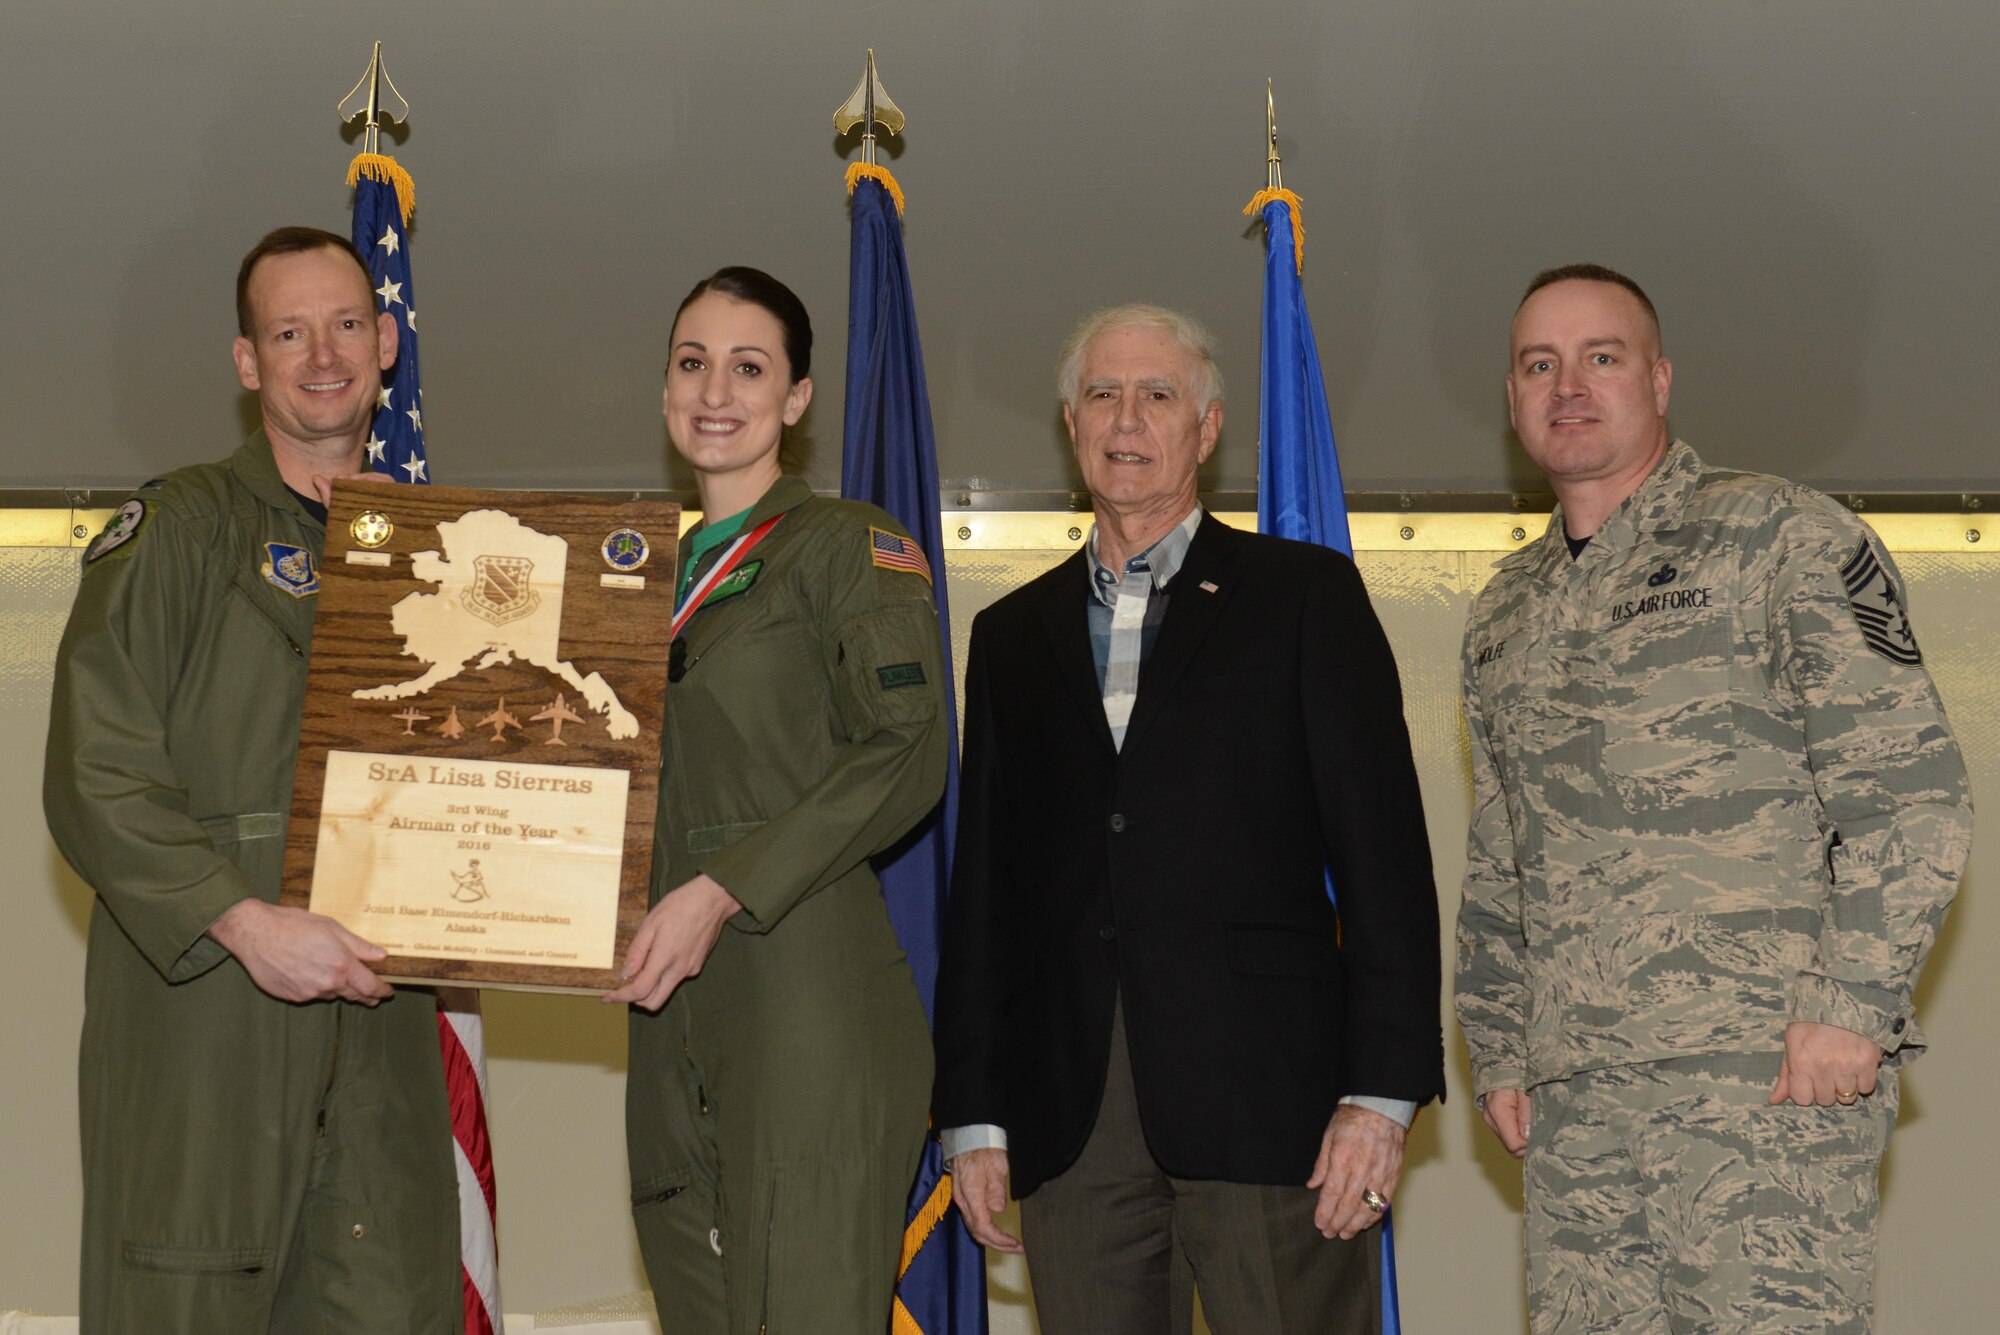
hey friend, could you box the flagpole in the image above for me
[340,43,425,482]
[1248,81,1398,1334]
[835,48,906,168]
[340,48,491,1333]
[338,41,409,158]
[1267,78,1284,192]
[835,53,988,1334]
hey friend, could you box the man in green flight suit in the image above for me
[44,226,461,1333]
[1456,265,1972,1332]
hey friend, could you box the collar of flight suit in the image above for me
[228,429,329,532]
[1499,438,1702,583]
[679,473,814,573]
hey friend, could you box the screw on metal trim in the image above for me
[1400,525,1415,541]
[1067,526,1082,542]
[1968,497,1983,510]
[956,493,971,507]
[1510,527,1527,542]
[956,525,972,541]
[1968,530,1982,544]
[1849,495,1867,511]
[73,524,89,540]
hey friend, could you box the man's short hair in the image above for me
[1518,263,1663,351]
[235,227,372,336]
[1057,304,1225,411]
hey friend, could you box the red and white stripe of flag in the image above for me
[437,990,500,1335]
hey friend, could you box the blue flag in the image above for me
[840,165,987,1335]
[349,155,429,484]
[1253,193,1349,554]
[1249,188,1401,1335]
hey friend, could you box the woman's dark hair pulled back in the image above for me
[673,267,813,383]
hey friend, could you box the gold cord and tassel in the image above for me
[1242,186,1305,275]
[845,161,907,217]
[346,153,416,225]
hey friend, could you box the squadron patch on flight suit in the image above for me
[702,559,762,606]
[85,500,147,564]
[261,541,320,598]
[1840,539,1921,666]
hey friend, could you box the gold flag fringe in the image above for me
[898,1170,953,1276]
[1242,187,1305,275]
[887,1168,954,1333]
[346,153,416,226]
[845,161,907,217]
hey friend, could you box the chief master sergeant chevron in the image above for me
[1455,264,1971,1333]
[43,226,461,1333]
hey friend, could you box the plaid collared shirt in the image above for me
[1086,506,1202,751]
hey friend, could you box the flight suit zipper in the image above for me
[317,1004,344,1138]
[229,578,307,658]
[757,1191,776,1334]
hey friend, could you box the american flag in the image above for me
[349,151,493,1335]
[870,526,933,584]
[349,156,429,483]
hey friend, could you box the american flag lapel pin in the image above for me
[1199,580,1218,593]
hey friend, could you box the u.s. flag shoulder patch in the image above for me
[868,527,932,585]
[1840,539,1921,666]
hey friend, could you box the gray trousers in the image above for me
[1525,1054,1896,1334]
[1020,992,1380,1335]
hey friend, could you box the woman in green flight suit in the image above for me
[610,267,946,1334]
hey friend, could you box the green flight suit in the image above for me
[626,475,944,1335]
[44,434,461,1334]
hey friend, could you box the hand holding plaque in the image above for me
[281,482,679,992]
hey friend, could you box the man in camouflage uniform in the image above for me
[1456,264,1971,1333]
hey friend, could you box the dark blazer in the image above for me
[933,513,1444,1196]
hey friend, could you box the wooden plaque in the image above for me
[281,482,679,992]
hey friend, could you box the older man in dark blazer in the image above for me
[933,304,1444,1333]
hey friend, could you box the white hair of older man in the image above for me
[1056,304,1225,412]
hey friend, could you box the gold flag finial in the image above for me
[1266,79,1284,191]
[339,41,410,157]
[835,49,905,167]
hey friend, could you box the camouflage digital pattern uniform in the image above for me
[1454,441,1971,1331]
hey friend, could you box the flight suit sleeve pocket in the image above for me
[688,821,766,855]
[830,604,944,736]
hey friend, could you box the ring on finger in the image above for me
[1361,1188,1388,1214]
[1836,1088,1859,1105]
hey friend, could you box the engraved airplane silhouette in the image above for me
[479,698,521,742]
[436,704,465,741]
[531,693,587,746]
[392,706,430,735]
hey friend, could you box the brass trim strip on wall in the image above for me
[0,510,116,548]
[6,508,1990,554]
[942,511,1996,554]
